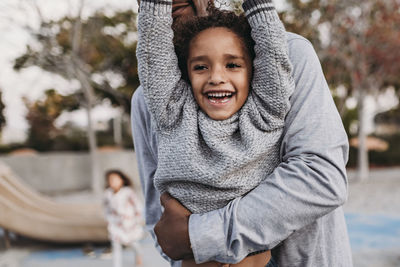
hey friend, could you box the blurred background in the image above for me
[0,0,399,266]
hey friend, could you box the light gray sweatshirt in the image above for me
[136,0,294,214]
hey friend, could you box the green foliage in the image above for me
[24,88,134,151]
[52,126,89,151]
[52,121,133,151]
[369,134,400,167]
[279,0,322,48]
[14,10,139,114]
[0,143,26,154]
[375,106,400,126]
[281,0,400,167]
[341,107,358,138]
[280,0,400,104]
[348,134,400,168]
[24,89,80,151]
[12,8,140,151]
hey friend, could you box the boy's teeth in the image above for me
[210,98,230,103]
[207,92,233,97]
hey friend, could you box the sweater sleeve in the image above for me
[136,0,189,130]
[243,0,294,130]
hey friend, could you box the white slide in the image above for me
[0,161,108,243]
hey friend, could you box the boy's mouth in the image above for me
[205,91,235,104]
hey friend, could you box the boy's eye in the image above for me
[193,65,207,71]
[226,63,241,69]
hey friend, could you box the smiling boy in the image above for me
[136,0,293,216]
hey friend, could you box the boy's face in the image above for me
[187,27,252,120]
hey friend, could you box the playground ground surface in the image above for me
[1,167,400,267]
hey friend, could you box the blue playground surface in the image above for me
[3,213,398,266]
[346,213,400,251]
[2,212,400,267]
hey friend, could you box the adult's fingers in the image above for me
[192,0,211,16]
[173,1,191,10]
[160,192,173,207]
[172,2,191,15]
[172,1,195,19]
[173,0,190,5]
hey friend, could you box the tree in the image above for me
[281,0,400,180]
[13,6,139,114]
[13,1,139,194]
[24,89,79,151]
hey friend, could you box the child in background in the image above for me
[103,170,144,267]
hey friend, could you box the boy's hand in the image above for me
[155,192,193,260]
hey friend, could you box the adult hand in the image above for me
[154,192,193,260]
[193,0,211,16]
[172,0,195,19]
[172,0,211,19]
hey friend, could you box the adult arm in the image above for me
[131,89,182,267]
[188,34,349,263]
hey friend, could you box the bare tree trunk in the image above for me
[85,98,102,195]
[113,111,123,147]
[357,88,369,181]
[71,0,101,195]
[75,69,102,195]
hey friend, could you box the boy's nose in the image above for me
[208,67,226,85]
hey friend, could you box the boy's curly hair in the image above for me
[173,6,255,82]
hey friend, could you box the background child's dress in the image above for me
[104,186,144,267]
[104,186,144,244]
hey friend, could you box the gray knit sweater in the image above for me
[136,0,294,214]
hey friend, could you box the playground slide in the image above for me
[0,161,108,243]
